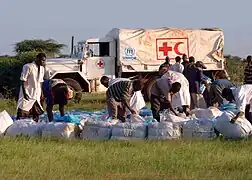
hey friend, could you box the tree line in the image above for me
[0,39,246,98]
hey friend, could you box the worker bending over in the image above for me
[150,79,181,122]
[105,79,143,122]
[209,71,236,106]
[100,76,146,116]
[42,79,72,122]
[222,84,252,124]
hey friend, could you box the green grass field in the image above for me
[0,93,251,179]
[1,138,252,179]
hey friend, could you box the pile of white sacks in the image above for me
[1,106,252,140]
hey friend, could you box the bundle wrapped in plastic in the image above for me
[41,122,78,139]
[215,111,252,139]
[189,107,223,119]
[54,114,81,125]
[160,109,188,124]
[182,118,217,140]
[126,114,145,123]
[219,103,238,114]
[6,120,45,137]
[126,91,146,116]
[81,120,116,140]
[148,121,181,140]
[139,107,153,117]
[200,74,212,94]
[111,122,147,140]
[0,110,14,135]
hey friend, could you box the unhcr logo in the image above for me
[123,47,136,60]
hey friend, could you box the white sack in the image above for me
[126,91,146,116]
[42,122,77,139]
[190,107,223,119]
[182,119,216,140]
[148,121,181,140]
[161,111,188,124]
[0,110,13,135]
[127,114,145,123]
[6,120,44,137]
[215,111,252,139]
[111,122,147,140]
[81,121,113,140]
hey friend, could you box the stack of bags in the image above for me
[1,103,252,141]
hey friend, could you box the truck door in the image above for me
[85,42,115,79]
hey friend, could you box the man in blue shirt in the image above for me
[187,61,207,109]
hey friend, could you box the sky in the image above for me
[0,0,251,57]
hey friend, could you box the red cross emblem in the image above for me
[96,60,104,68]
[156,38,189,60]
[159,42,172,56]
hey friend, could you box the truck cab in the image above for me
[81,37,117,82]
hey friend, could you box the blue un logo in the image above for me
[124,47,135,56]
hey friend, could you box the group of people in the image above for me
[101,54,252,125]
[16,52,252,125]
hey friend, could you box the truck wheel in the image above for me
[62,78,82,103]
[142,76,158,102]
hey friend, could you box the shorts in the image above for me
[17,101,44,122]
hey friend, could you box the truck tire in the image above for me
[62,78,82,103]
[142,76,158,102]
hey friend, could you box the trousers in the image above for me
[150,94,169,122]
[107,97,126,122]
[190,93,207,110]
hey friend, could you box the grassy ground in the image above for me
[0,137,252,179]
[0,93,107,115]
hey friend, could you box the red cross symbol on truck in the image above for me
[159,42,172,56]
[156,38,189,60]
[96,60,104,68]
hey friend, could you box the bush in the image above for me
[0,54,246,98]
[226,58,244,84]
[0,52,37,98]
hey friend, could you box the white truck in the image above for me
[45,27,226,102]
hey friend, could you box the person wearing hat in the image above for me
[187,61,208,109]
[41,79,73,122]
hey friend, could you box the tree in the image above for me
[14,39,66,57]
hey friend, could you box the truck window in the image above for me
[99,42,110,56]
[88,42,110,57]
[88,43,99,57]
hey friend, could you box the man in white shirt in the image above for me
[222,84,252,123]
[16,53,46,122]
[170,56,184,74]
